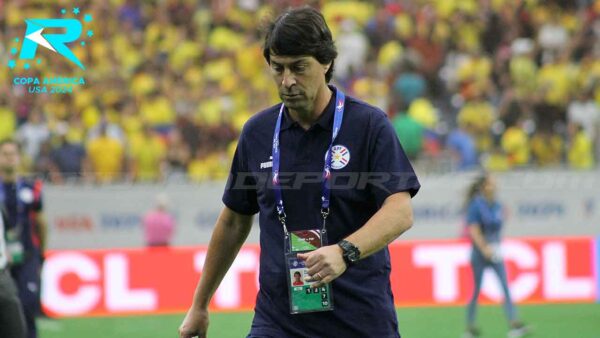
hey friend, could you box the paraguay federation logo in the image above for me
[328,145,351,170]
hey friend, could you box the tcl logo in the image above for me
[42,252,158,315]
[41,238,597,317]
[412,240,595,303]
[41,248,261,316]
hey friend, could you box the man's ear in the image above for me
[323,62,331,73]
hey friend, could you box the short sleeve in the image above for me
[368,113,421,206]
[222,131,259,215]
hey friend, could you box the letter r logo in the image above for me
[19,19,84,70]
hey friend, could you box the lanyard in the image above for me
[271,89,345,237]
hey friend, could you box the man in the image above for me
[86,123,125,183]
[128,124,167,182]
[0,208,27,338]
[49,126,87,183]
[0,139,45,338]
[179,7,420,338]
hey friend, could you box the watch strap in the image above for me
[338,239,360,266]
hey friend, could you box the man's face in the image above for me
[269,53,329,113]
[0,143,20,174]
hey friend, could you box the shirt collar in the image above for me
[280,85,337,131]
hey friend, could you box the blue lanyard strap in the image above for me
[271,88,345,236]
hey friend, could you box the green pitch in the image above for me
[39,303,600,338]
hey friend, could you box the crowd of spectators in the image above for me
[0,0,599,184]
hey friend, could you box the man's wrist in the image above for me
[194,302,209,311]
[193,297,211,310]
[337,239,361,266]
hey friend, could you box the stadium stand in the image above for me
[1,0,599,183]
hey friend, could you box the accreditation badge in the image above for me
[285,229,333,314]
[6,229,24,265]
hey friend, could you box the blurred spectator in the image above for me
[0,97,16,142]
[533,102,565,135]
[120,101,143,146]
[187,148,229,183]
[501,119,531,167]
[536,53,576,108]
[392,111,423,160]
[537,12,570,59]
[128,125,167,182]
[365,8,394,51]
[406,21,445,91]
[456,50,493,100]
[568,124,595,169]
[165,129,191,177]
[509,39,538,98]
[567,90,600,145]
[530,130,564,166]
[86,124,124,183]
[139,91,176,133]
[32,141,53,180]
[65,114,86,146]
[119,0,144,31]
[15,110,49,163]
[393,60,427,107]
[143,193,175,247]
[457,94,495,153]
[87,111,126,145]
[482,146,510,172]
[447,123,478,171]
[407,97,438,130]
[335,19,369,81]
[49,126,87,183]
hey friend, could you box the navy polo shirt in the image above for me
[223,86,420,338]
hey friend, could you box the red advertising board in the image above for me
[41,237,597,317]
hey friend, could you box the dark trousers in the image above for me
[10,256,41,338]
[0,269,27,338]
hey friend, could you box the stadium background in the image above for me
[1,0,600,337]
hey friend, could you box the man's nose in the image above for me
[281,69,296,88]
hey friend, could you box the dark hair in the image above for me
[294,271,301,277]
[464,173,489,209]
[263,6,337,82]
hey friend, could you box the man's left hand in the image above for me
[297,245,346,288]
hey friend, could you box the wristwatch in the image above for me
[338,240,361,266]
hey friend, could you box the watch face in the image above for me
[347,251,359,262]
[339,240,360,264]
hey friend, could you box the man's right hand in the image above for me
[179,307,209,338]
